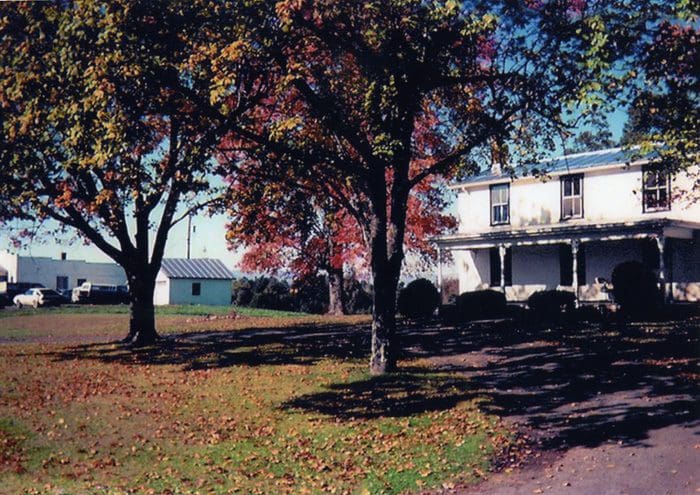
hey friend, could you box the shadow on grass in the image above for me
[43,322,371,369]
[35,315,700,450]
[285,369,474,419]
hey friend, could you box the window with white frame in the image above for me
[642,165,670,212]
[490,183,510,225]
[561,174,583,219]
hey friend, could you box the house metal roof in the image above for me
[456,147,651,186]
[160,258,235,280]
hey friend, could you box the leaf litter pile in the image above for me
[0,331,515,494]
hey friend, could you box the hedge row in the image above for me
[232,275,373,315]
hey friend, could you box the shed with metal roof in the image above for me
[154,258,234,306]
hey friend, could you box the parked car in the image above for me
[0,293,10,308]
[13,288,64,308]
[57,288,73,303]
[72,282,129,304]
[5,282,44,301]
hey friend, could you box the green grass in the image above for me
[0,303,309,319]
[0,356,506,495]
[0,318,511,495]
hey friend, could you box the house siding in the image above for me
[153,271,171,306]
[441,157,700,304]
[670,234,700,301]
[0,251,126,290]
[166,278,231,306]
[456,164,700,232]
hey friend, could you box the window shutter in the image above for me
[504,248,512,286]
[489,247,500,286]
[560,244,573,285]
[577,245,586,285]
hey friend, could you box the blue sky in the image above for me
[0,212,243,271]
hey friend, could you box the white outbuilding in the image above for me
[0,250,126,293]
[154,258,234,306]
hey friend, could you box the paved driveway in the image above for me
[416,318,699,495]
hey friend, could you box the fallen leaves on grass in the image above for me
[0,426,26,474]
[0,341,513,495]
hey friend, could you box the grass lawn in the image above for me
[0,303,310,319]
[0,308,512,495]
[0,305,368,343]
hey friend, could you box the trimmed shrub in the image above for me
[249,277,294,311]
[232,276,295,311]
[527,290,576,321]
[611,261,660,318]
[439,304,458,323]
[505,304,529,322]
[231,277,254,306]
[397,278,439,319]
[455,290,507,321]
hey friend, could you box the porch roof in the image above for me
[435,218,700,250]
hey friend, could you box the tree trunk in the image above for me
[365,155,409,375]
[369,262,401,374]
[327,267,345,315]
[123,272,159,346]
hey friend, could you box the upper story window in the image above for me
[561,174,583,219]
[642,165,671,212]
[490,183,510,225]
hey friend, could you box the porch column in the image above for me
[571,239,580,307]
[436,246,443,296]
[498,244,506,292]
[654,235,667,301]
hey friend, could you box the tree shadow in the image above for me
[402,318,700,449]
[36,315,700,451]
[42,322,371,370]
[284,368,474,419]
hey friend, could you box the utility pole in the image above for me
[186,214,192,259]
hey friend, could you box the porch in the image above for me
[435,218,700,305]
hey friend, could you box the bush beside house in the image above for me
[397,278,439,319]
[455,290,507,322]
[527,290,577,322]
[611,261,661,318]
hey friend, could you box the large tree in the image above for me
[216,0,658,374]
[621,14,698,170]
[226,177,363,315]
[0,1,271,344]
[569,129,617,153]
[224,163,455,315]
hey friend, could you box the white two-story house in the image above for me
[435,148,700,304]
